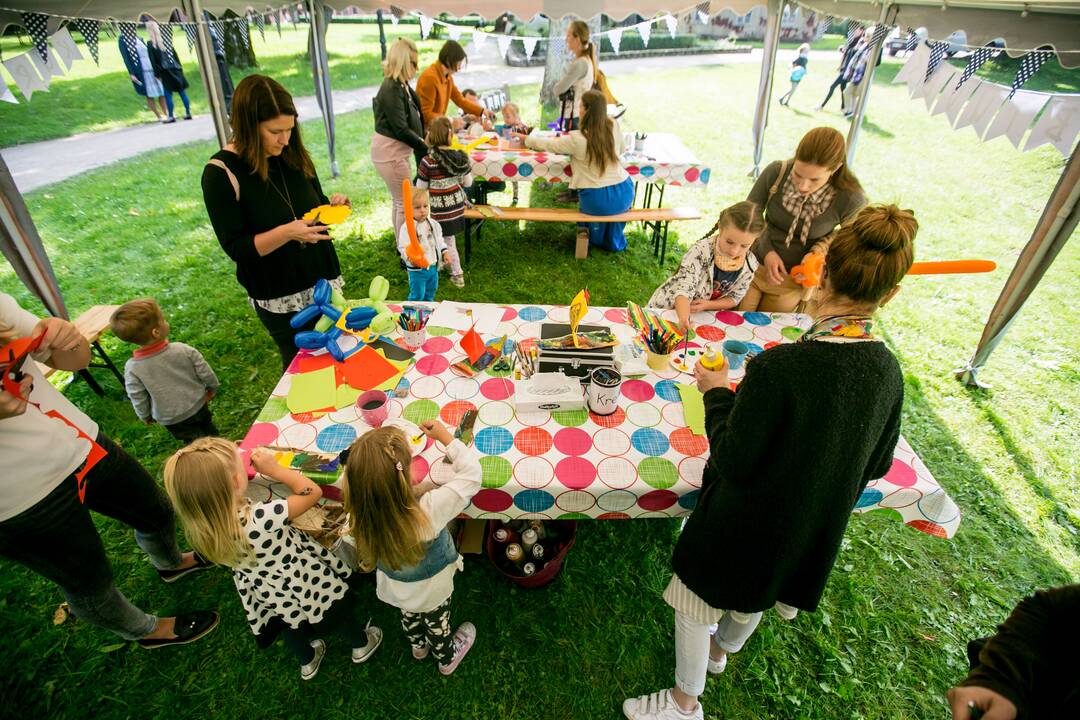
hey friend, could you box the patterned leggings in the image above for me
[400,599,454,664]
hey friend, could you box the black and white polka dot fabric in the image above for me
[160,23,175,58]
[74,19,101,65]
[233,500,351,635]
[21,12,49,63]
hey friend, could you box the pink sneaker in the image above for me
[438,622,476,676]
[412,643,429,660]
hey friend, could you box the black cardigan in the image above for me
[201,150,341,302]
[671,339,903,614]
[373,78,427,164]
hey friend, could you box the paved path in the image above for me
[2,47,830,193]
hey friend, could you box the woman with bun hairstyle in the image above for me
[623,204,917,720]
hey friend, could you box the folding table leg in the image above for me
[660,222,671,265]
[93,340,124,385]
[77,368,105,396]
[465,220,472,263]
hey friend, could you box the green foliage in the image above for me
[0,61,1077,720]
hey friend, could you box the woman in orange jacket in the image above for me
[416,41,493,130]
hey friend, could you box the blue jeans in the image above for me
[164,89,191,117]
[578,177,635,252]
[407,266,439,301]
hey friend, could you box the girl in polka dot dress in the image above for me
[343,420,482,676]
[163,438,383,680]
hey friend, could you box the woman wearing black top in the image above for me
[623,204,917,720]
[372,38,426,235]
[202,75,350,370]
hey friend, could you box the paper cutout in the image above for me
[569,289,589,348]
[427,301,502,334]
[302,204,350,224]
[461,326,486,364]
[297,353,337,374]
[954,82,1007,138]
[286,366,338,413]
[3,54,46,100]
[401,180,429,269]
[983,90,1048,148]
[1025,95,1080,156]
[675,383,706,436]
[0,82,16,104]
[369,337,415,363]
[50,27,83,71]
[335,383,363,409]
[341,345,400,390]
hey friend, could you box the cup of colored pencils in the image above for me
[642,328,679,372]
[399,306,429,348]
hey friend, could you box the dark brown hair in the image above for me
[438,40,468,71]
[826,204,917,304]
[580,90,617,175]
[425,116,453,147]
[568,20,599,78]
[699,201,766,243]
[110,298,163,345]
[230,74,315,181]
[796,127,862,194]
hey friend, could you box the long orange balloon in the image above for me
[401,180,429,270]
[907,260,996,275]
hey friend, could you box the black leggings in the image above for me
[821,75,848,109]
[280,599,370,664]
[254,304,318,372]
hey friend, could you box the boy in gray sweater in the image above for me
[110,299,219,442]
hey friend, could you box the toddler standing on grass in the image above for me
[110,298,219,442]
[398,188,452,302]
[342,421,482,676]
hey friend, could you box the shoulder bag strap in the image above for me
[206,158,239,203]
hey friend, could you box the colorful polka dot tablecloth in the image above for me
[240,305,960,539]
[471,133,711,188]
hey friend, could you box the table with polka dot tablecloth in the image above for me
[240,305,960,539]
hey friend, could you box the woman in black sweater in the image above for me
[202,75,349,371]
[623,204,917,720]
[372,37,426,235]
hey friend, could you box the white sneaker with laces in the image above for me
[301,639,326,680]
[351,626,383,664]
[622,690,703,720]
[774,602,799,620]
[438,621,476,676]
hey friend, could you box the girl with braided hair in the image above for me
[343,421,482,676]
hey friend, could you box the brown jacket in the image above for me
[415,62,483,125]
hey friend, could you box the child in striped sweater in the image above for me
[416,116,472,289]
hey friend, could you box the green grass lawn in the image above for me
[0,60,1078,719]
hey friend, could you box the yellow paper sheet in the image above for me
[287,366,337,414]
[675,383,706,437]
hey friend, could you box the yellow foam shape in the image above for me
[302,204,351,225]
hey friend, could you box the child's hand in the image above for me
[510,131,529,141]
[442,251,452,265]
[205,389,216,402]
[0,378,33,420]
[694,359,730,395]
[419,419,453,446]
[250,448,278,477]
[330,193,350,207]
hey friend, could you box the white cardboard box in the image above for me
[514,372,586,413]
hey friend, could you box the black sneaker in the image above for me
[137,610,219,649]
[157,552,211,583]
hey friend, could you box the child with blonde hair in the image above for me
[779,43,811,106]
[498,102,532,135]
[648,201,764,333]
[397,188,452,302]
[342,419,482,676]
[164,438,382,680]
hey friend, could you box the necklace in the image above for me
[799,313,874,342]
[266,161,296,220]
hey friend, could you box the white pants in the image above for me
[674,609,763,697]
[443,235,462,277]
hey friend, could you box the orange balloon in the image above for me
[790,253,824,288]
[401,180,429,270]
[908,260,996,275]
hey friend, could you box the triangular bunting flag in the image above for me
[183,22,197,53]
[237,17,250,50]
[523,36,539,59]
[3,54,46,100]
[160,23,176,58]
[869,22,890,50]
[955,44,997,91]
[119,22,140,65]
[609,28,623,55]
[472,30,488,49]
[663,14,677,39]
[418,14,434,39]
[954,81,1007,136]
[389,11,399,26]
[944,80,979,125]
[984,90,1048,148]
[254,12,265,41]
[638,21,651,48]
[846,21,864,41]
[73,19,100,65]
[1,81,18,104]
[448,25,462,42]
[274,10,282,37]
[496,34,513,59]
[914,66,954,110]
[27,48,61,89]
[924,41,948,83]
[1009,48,1053,100]
[212,19,226,44]
[21,13,49,63]
[1024,95,1080,155]
[892,41,929,86]
[461,326,486,364]
[50,27,84,71]
[904,28,920,52]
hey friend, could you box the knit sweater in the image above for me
[123,341,219,425]
[416,149,473,236]
[671,338,903,613]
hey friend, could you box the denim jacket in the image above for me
[377,527,458,583]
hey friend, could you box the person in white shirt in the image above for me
[342,420,482,676]
[551,20,598,129]
[0,292,217,648]
[518,90,634,253]
[396,188,452,302]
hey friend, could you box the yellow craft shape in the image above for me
[302,204,351,225]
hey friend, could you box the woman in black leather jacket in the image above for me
[372,38,426,234]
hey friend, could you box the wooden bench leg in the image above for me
[575,227,589,259]
[77,368,106,396]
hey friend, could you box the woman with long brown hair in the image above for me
[624,205,917,720]
[740,126,867,313]
[518,90,633,253]
[202,74,350,370]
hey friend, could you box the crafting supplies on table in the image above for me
[240,303,960,538]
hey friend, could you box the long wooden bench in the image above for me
[36,304,125,395]
[462,205,702,264]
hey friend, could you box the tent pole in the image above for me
[845,3,890,167]
[750,0,783,179]
[377,9,387,61]
[957,143,1080,387]
[183,0,230,147]
[308,0,338,177]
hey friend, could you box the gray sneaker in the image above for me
[351,626,383,664]
[301,639,326,680]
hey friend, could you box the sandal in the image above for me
[137,610,219,649]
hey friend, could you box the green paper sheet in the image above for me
[335,384,363,409]
[676,383,706,437]
[287,366,338,414]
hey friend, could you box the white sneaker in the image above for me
[450,274,465,288]
[622,690,703,720]
[774,602,799,620]
[707,652,727,675]
[438,621,476,676]
[301,639,326,680]
[351,626,383,664]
